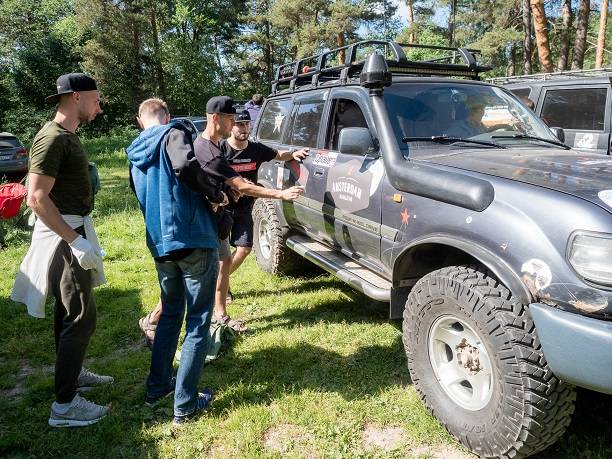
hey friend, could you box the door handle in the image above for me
[314,170,324,177]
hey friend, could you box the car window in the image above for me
[258,98,293,142]
[540,88,607,131]
[287,100,325,148]
[510,88,531,99]
[326,99,368,151]
[193,120,205,132]
[0,137,21,149]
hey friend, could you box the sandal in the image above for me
[139,313,157,349]
[218,314,248,333]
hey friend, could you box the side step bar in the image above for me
[286,234,391,302]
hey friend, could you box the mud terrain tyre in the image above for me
[403,265,576,458]
[253,198,303,275]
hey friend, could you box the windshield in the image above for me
[384,82,557,153]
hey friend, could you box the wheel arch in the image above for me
[389,236,532,319]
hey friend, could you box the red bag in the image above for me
[0,183,27,219]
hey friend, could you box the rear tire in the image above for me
[252,198,304,275]
[403,265,576,458]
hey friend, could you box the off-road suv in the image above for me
[250,41,612,458]
[490,69,612,156]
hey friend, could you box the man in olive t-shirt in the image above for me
[29,121,93,216]
[17,73,113,427]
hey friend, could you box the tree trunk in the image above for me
[530,0,553,73]
[264,19,273,87]
[214,36,225,91]
[336,32,346,65]
[572,0,590,70]
[557,0,572,71]
[449,0,457,46]
[508,41,516,76]
[523,0,532,74]
[150,8,166,99]
[596,0,609,68]
[406,0,415,43]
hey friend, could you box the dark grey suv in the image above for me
[491,70,612,155]
[250,41,612,458]
[0,132,28,177]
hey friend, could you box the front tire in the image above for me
[252,198,303,275]
[403,266,576,458]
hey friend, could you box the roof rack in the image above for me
[488,67,612,85]
[271,40,492,94]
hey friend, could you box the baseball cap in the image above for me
[234,109,251,123]
[206,96,236,115]
[45,73,98,103]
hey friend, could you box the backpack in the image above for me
[0,183,27,219]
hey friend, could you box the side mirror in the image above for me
[549,127,565,143]
[338,127,377,156]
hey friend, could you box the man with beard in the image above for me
[219,110,308,330]
[12,73,112,427]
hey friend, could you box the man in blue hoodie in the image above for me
[126,98,225,425]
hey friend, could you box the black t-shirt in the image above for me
[194,135,239,185]
[220,140,277,210]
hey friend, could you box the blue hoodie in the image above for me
[126,122,218,258]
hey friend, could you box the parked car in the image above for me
[251,41,612,458]
[490,69,612,155]
[172,116,206,141]
[0,132,28,179]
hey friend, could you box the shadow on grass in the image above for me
[207,337,411,413]
[536,388,612,459]
[0,286,162,459]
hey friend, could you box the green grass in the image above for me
[0,132,611,458]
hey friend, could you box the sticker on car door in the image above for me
[574,133,599,149]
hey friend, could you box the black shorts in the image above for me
[229,208,254,248]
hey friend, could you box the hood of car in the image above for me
[421,149,612,211]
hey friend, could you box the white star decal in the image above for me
[273,114,285,133]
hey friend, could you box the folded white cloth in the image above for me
[11,215,106,318]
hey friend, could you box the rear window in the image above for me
[540,88,607,131]
[510,88,531,98]
[0,137,21,149]
[258,98,293,142]
[287,101,325,148]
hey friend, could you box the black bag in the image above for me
[216,208,233,240]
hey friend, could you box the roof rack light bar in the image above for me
[272,40,491,94]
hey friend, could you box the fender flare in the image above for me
[393,234,532,305]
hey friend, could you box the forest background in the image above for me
[1,0,610,141]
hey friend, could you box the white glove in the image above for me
[69,235,103,271]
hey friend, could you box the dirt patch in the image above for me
[362,423,407,452]
[263,423,317,457]
[113,340,145,356]
[0,360,38,400]
[411,444,476,459]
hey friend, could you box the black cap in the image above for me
[206,96,236,115]
[234,109,251,123]
[46,73,98,103]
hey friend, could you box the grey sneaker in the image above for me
[48,394,109,427]
[77,368,114,392]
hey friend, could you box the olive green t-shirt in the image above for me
[29,121,93,216]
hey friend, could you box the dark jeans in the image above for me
[147,248,218,416]
[49,228,96,404]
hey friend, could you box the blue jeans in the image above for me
[146,248,219,416]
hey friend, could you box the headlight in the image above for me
[568,233,612,285]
